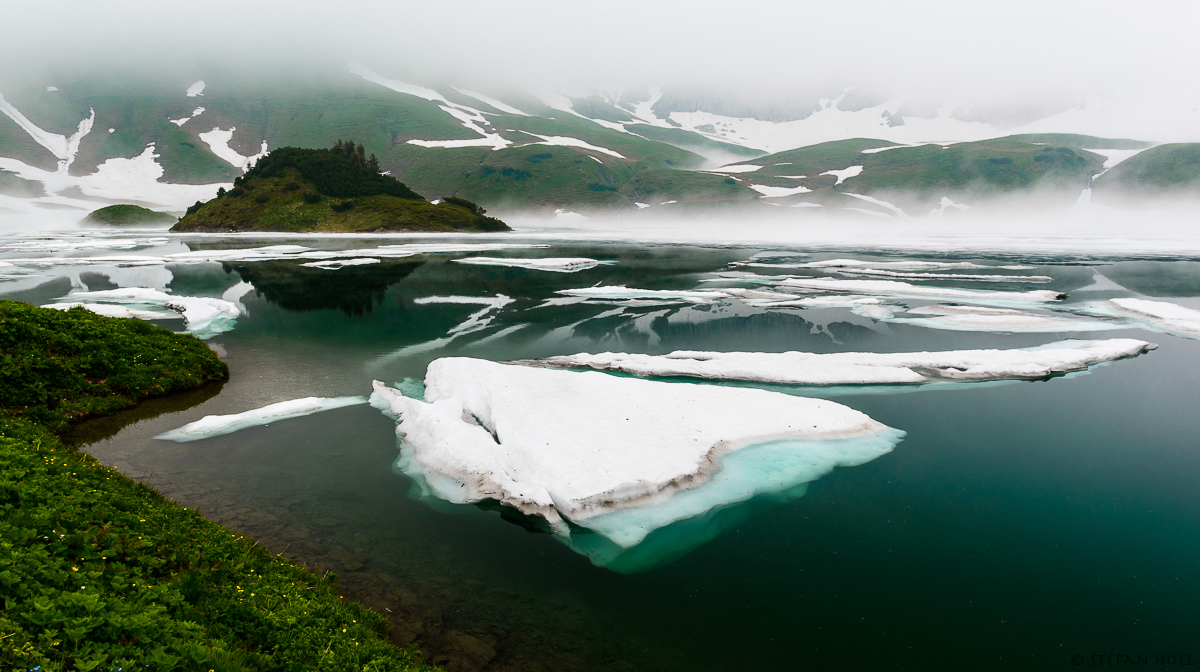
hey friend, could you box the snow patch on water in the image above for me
[156,396,367,442]
[534,339,1154,385]
[451,257,609,273]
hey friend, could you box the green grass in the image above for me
[619,169,760,204]
[852,139,1103,198]
[0,301,228,434]
[1000,133,1152,150]
[737,137,1104,210]
[456,144,636,209]
[0,301,437,671]
[172,166,507,233]
[1093,143,1200,198]
[80,204,177,226]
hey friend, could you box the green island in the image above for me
[80,205,178,227]
[0,300,436,671]
[171,140,509,233]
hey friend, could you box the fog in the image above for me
[4,0,1198,108]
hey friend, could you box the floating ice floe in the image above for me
[557,285,731,303]
[55,287,242,338]
[156,396,367,443]
[299,258,381,270]
[858,304,1126,333]
[451,257,609,272]
[833,268,1051,283]
[774,277,1066,305]
[1074,298,1200,339]
[371,359,903,570]
[532,339,1155,385]
[764,258,1036,271]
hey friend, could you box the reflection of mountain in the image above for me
[225,259,424,316]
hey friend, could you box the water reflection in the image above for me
[226,259,425,316]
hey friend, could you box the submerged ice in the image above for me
[371,358,903,569]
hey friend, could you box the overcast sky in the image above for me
[4,0,1198,100]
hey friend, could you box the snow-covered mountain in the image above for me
[1,65,1197,222]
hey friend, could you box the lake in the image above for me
[3,228,1198,671]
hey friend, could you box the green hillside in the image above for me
[730,137,1104,211]
[1092,143,1200,200]
[1000,133,1152,150]
[620,169,760,204]
[172,142,508,233]
[81,203,177,226]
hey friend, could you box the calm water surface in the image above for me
[6,236,1198,671]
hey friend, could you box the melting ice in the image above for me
[370,358,904,571]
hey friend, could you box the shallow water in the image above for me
[5,233,1199,670]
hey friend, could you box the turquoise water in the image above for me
[5,236,1199,670]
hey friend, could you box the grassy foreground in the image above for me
[0,301,434,671]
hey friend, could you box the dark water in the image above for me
[25,241,1199,671]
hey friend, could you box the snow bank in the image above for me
[371,359,901,559]
[185,81,205,97]
[820,165,864,185]
[156,396,367,443]
[533,339,1155,385]
[453,87,528,116]
[775,277,1066,304]
[519,132,625,158]
[451,257,608,272]
[707,164,762,174]
[749,184,813,198]
[198,127,267,172]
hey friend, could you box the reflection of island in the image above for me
[225,259,424,316]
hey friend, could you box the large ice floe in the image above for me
[371,359,904,572]
[156,397,367,443]
[531,339,1155,386]
[451,257,610,273]
[43,287,243,339]
[1073,298,1200,339]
